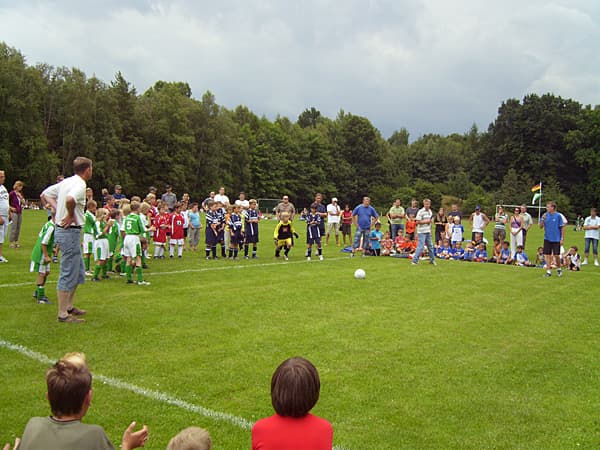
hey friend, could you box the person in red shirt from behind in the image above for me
[252,357,333,450]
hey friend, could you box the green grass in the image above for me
[1,211,599,449]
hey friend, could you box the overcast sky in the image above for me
[1,0,599,139]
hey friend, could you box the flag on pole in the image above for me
[531,183,542,192]
[532,192,542,205]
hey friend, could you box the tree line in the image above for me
[1,42,599,217]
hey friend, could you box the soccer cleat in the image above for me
[557,269,563,277]
[91,277,100,282]
[58,315,85,323]
[0,256,8,263]
[284,255,289,261]
[85,270,93,276]
[32,290,38,299]
[142,264,149,269]
[244,256,249,259]
[544,272,552,277]
[252,255,259,259]
[307,257,311,261]
[37,296,51,304]
[137,280,151,286]
[319,255,324,261]
[126,280,135,284]
[411,261,419,266]
[52,256,58,263]
[102,275,110,279]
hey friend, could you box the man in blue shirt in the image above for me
[539,201,565,277]
[351,197,378,257]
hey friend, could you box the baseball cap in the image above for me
[332,197,338,202]
[475,205,481,210]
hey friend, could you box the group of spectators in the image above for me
[5,352,331,450]
[0,170,26,262]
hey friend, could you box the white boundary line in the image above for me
[0,256,351,287]
[0,339,350,449]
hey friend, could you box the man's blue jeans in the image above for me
[413,232,435,264]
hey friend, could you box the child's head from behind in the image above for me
[271,357,320,418]
[86,200,97,213]
[167,426,212,450]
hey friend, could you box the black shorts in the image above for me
[341,223,351,235]
[206,229,219,245]
[230,230,243,245]
[183,228,188,238]
[543,240,561,255]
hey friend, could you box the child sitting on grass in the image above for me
[380,231,394,256]
[514,245,534,267]
[566,245,581,271]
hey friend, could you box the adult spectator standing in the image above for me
[493,206,508,244]
[18,351,149,450]
[9,180,25,248]
[340,204,353,246]
[582,207,600,266]
[509,207,523,256]
[405,199,419,221]
[112,184,125,201]
[161,184,177,212]
[433,207,448,245]
[386,199,405,239]
[351,196,378,257]
[539,201,565,277]
[41,157,93,323]
[314,193,327,237]
[214,186,230,206]
[325,197,341,245]
[235,192,250,210]
[202,191,215,211]
[469,206,490,241]
[448,203,463,223]
[520,204,533,247]
[274,195,296,221]
[0,170,9,263]
[411,199,436,266]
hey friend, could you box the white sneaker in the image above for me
[307,257,311,261]
[582,259,588,265]
[319,255,324,261]
[595,260,600,266]
[137,280,151,286]
[284,255,289,261]
[0,256,8,263]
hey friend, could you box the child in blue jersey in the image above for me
[436,238,452,260]
[205,201,221,259]
[216,201,227,257]
[514,245,534,267]
[451,241,464,260]
[306,204,324,261]
[474,243,488,262]
[448,215,464,245]
[30,210,56,304]
[188,203,202,252]
[243,199,260,259]
[497,241,512,265]
[463,242,475,261]
[228,204,244,259]
[368,222,383,256]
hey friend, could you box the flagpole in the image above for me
[537,182,542,223]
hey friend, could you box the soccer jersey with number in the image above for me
[31,221,55,264]
[124,213,145,235]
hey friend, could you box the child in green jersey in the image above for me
[122,201,150,286]
[31,209,56,304]
[82,200,97,274]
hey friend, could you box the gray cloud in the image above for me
[1,0,599,139]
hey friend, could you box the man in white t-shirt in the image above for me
[583,207,600,266]
[41,157,93,323]
[214,186,230,206]
[326,197,341,246]
[469,205,490,241]
[235,192,250,210]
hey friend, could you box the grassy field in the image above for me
[1,210,599,449]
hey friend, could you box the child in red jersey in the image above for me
[169,202,185,258]
[153,205,170,259]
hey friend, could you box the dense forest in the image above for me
[1,42,599,217]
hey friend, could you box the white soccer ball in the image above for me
[354,268,366,279]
